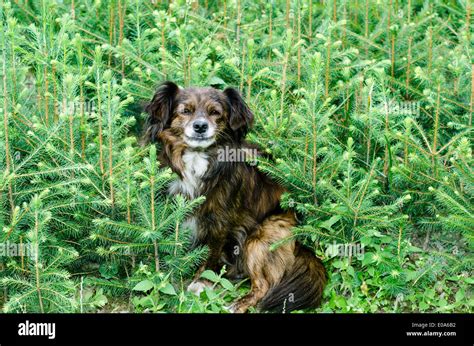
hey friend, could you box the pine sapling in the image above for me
[2,24,14,214]
[405,35,412,98]
[391,32,395,78]
[118,0,126,77]
[279,30,292,122]
[286,0,290,28]
[427,26,432,74]
[223,0,227,29]
[108,0,116,67]
[52,60,58,123]
[470,64,473,127]
[308,0,312,41]
[364,0,369,57]
[297,2,301,84]
[44,65,50,126]
[105,70,115,210]
[161,17,167,79]
[74,34,86,159]
[325,33,331,98]
[466,1,471,42]
[33,201,45,313]
[236,0,241,44]
[95,48,106,177]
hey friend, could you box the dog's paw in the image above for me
[225,302,246,313]
[187,280,211,296]
[224,303,237,313]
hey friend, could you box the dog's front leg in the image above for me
[187,238,225,296]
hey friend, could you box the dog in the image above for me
[143,81,327,313]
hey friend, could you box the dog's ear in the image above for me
[142,81,180,144]
[224,87,254,139]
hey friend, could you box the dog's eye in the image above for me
[209,110,220,116]
[182,108,192,115]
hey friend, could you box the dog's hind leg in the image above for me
[228,213,296,313]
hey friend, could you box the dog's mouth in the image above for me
[185,135,212,141]
[184,135,216,148]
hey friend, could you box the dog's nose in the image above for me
[193,120,208,134]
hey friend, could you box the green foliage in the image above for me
[130,264,242,313]
[1,192,78,312]
[0,0,472,313]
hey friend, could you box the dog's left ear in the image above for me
[142,81,180,144]
[224,87,254,139]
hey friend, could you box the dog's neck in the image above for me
[159,129,250,198]
[168,149,209,199]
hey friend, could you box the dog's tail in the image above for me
[259,244,327,312]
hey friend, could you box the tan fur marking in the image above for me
[231,213,296,313]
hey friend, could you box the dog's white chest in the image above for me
[168,150,209,199]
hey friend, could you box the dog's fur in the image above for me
[143,81,327,312]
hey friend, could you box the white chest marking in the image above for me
[168,150,209,199]
[182,216,199,246]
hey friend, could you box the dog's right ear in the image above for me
[142,81,180,144]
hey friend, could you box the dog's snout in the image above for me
[193,120,208,134]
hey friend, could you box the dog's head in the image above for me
[143,81,254,148]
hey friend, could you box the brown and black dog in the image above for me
[143,81,326,313]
